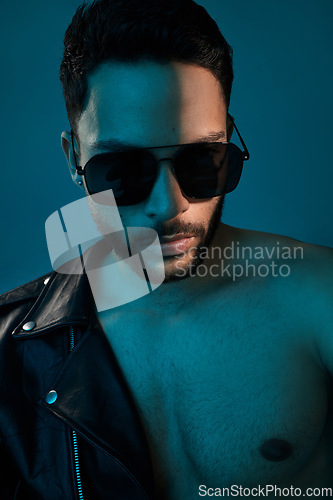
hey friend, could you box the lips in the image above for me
[159,233,193,244]
[158,234,196,257]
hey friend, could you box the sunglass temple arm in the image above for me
[227,114,250,161]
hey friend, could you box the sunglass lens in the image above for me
[224,143,244,194]
[84,150,157,205]
[175,143,229,198]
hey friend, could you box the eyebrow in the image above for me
[89,130,226,152]
[197,131,226,142]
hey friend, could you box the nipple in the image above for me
[260,439,293,461]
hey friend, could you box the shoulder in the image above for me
[285,239,333,375]
[222,225,333,370]
[0,273,53,342]
[221,224,332,274]
[225,224,333,297]
[0,273,52,309]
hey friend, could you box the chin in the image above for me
[161,252,201,283]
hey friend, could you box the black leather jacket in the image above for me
[0,271,157,499]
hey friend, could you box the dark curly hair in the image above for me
[60,0,233,134]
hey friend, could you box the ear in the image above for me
[61,130,84,189]
[227,114,234,141]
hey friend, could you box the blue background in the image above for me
[0,0,332,294]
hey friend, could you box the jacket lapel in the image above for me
[40,320,155,496]
[12,270,156,498]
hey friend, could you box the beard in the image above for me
[161,194,225,282]
[85,191,225,285]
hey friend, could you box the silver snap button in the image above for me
[45,390,58,404]
[44,277,50,285]
[22,321,36,331]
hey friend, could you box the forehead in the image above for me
[77,60,227,150]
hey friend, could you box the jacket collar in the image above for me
[12,270,92,338]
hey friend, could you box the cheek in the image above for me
[87,198,124,235]
[117,206,145,226]
[190,199,220,223]
[88,196,220,234]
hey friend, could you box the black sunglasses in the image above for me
[71,115,249,206]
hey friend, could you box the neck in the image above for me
[94,222,233,317]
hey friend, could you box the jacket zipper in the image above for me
[68,327,150,499]
[69,326,84,500]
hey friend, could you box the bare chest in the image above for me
[100,303,331,498]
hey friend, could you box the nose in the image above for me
[143,159,190,221]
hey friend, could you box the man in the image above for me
[0,0,332,498]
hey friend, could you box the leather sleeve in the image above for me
[0,440,20,498]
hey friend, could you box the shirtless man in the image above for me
[1,0,332,498]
